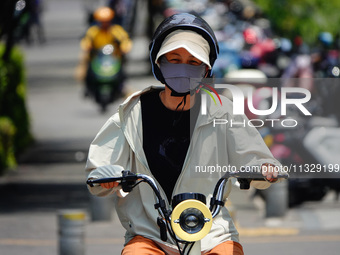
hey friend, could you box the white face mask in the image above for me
[159,57,207,96]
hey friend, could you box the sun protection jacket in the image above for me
[86,86,281,254]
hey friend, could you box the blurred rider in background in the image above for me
[75,6,132,95]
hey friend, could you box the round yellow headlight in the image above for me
[171,199,212,242]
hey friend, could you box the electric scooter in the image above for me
[86,44,124,112]
[87,169,288,255]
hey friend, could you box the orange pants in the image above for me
[122,235,244,255]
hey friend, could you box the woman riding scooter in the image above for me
[86,13,282,255]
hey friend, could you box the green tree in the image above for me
[253,0,340,45]
[0,0,33,173]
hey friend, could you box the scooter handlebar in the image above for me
[86,169,289,187]
[225,168,289,190]
[227,170,289,180]
[86,171,139,190]
[86,177,123,187]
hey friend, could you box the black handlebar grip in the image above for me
[86,179,95,187]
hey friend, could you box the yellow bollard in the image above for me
[58,210,86,255]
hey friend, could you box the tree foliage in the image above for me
[0,0,34,174]
[253,0,340,45]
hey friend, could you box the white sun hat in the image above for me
[155,29,211,69]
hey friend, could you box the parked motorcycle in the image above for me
[87,169,288,255]
[223,69,340,207]
[265,113,340,207]
[250,82,340,206]
[86,44,124,112]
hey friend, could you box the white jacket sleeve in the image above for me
[85,113,131,171]
[225,113,283,190]
[85,111,133,197]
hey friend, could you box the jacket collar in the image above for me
[118,86,232,129]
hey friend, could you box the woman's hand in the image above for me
[100,182,119,189]
[261,163,279,183]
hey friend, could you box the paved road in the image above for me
[1,0,340,254]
